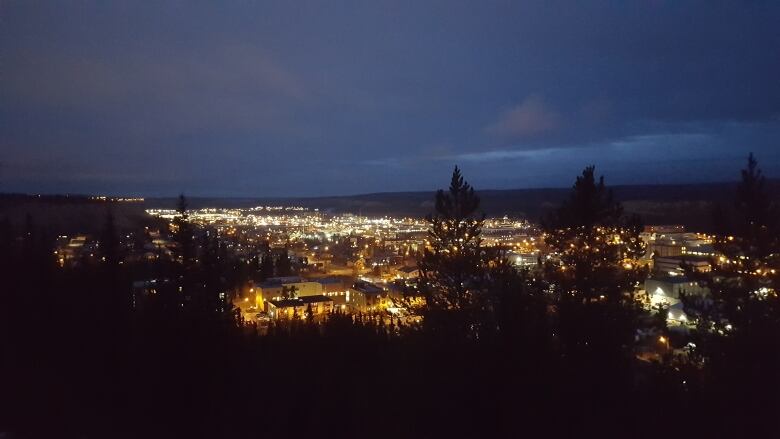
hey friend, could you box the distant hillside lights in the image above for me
[146,206,312,222]
[249,206,308,211]
[144,207,435,238]
[90,196,144,202]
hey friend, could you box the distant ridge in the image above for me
[4,180,779,232]
[141,180,780,231]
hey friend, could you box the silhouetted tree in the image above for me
[98,208,132,317]
[543,166,648,374]
[171,194,196,311]
[259,252,275,280]
[100,209,120,267]
[543,166,646,302]
[305,303,314,324]
[173,194,195,267]
[281,285,298,299]
[683,153,780,423]
[275,251,293,277]
[417,166,493,340]
[491,257,550,353]
[0,217,13,278]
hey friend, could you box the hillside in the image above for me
[145,180,780,231]
[4,180,779,233]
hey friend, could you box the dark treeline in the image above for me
[0,195,151,236]
[1,157,778,438]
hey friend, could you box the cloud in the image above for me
[452,150,536,163]
[450,131,713,165]
[2,1,779,196]
[486,95,561,139]
[2,43,308,135]
[608,133,711,151]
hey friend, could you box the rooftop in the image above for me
[259,276,305,288]
[308,276,343,285]
[647,275,699,285]
[268,295,333,308]
[352,281,385,295]
[655,255,711,263]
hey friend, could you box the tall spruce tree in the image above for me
[543,166,647,364]
[543,166,646,302]
[173,194,195,267]
[100,209,120,267]
[275,251,293,277]
[417,166,492,339]
[99,209,130,314]
[0,217,12,274]
[172,194,195,311]
[683,154,780,416]
[259,252,275,280]
[194,231,220,316]
[305,303,314,324]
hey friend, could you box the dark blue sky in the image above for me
[2,1,779,197]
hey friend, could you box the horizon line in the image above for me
[1,177,764,200]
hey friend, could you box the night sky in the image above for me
[2,1,779,197]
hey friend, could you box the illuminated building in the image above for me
[267,295,334,319]
[506,250,539,267]
[394,265,419,280]
[54,235,99,267]
[255,277,323,309]
[645,276,708,305]
[309,276,351,307]
[349,280,389,311]
[644,225,685,234]
[653,255,711,276]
